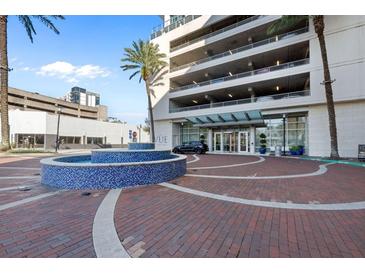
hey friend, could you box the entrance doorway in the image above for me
[214,132,222,152]
[238,131,248,153]
[223,132,235,152]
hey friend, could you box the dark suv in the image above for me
[172,141,208,154]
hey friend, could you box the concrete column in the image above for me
[208,129,213,152]
[250,126,255,153]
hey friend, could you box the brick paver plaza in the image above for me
[0,154,364,257]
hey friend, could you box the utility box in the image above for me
[359,144,365,161]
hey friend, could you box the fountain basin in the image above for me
[128,142,155,150]
[40,153,186,189]
[91,148,171,163]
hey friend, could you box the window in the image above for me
[59,136,81,144]
[180,122,208,145]
[255,116,308,152]
[16,134,44,148]
[87,137,104,144]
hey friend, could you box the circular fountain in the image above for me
[40,143,186,189]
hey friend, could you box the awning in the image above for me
[186,110,265,127]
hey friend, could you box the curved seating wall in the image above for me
[91,149,171,163]
[41,154,186,189]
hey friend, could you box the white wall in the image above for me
[154,120,173,149]
[308,101,365,158]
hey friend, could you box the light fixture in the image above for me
[276,60,280,66]
[275,35,279,41]
[192,100,198,104]
[248,87,253,92]
[228,72,233,76]
[193,81,197,84]
[276,86,280,91]
[228,94,233,98]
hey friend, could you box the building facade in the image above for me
[7,87,108,121]
[150,15,365,158]
[1,88,149,149]
[64,86,101,107]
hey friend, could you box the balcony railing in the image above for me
[170,15,266,52]
[151,15,202,40]
[170,26,309,73]
[170,58,310,93]
[170,90,310,113]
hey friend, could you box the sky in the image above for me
[7,15,162,125]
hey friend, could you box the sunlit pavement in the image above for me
[0,154,364,257]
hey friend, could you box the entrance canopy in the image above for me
[186,110,265,127]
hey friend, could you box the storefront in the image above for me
[175,111,308,154]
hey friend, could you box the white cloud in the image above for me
[36,61,111,83]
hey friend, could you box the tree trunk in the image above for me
[0,16,10,150]
[145,80,155,143]
[313,16,340,159]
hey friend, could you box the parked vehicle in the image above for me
[172,141,208,154]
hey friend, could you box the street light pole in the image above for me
[282,113,287,156]
[55,107,62,153]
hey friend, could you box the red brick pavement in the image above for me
[173,164,365,203]
[114,184,365,258]
[188,155,320,176]
[1,154,365,258]
[0,189,107,258]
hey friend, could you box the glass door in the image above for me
[223,132,233,152]
[214,132,222,152]
[239,131,248,153]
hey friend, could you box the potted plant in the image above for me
[289,145,304,155]
[259,133,267,154]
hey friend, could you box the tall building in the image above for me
[150,15,365,158]
[65,86,101,107]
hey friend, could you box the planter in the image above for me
[259,147,267,154]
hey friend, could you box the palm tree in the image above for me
[0,15,64,150]
[121,39,167,143]
[268,15,340,159]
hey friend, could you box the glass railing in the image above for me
[169,90,310,113]
[170,15,266,52]
[150,15,202,40]
[170,58,310,93]
[170,26,309,72]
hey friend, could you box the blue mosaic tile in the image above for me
[128,143,155,150]
[41,153,186,190]
[91,149,172,163]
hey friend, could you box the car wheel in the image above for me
[195,148,203,154]
[172,148,179,154]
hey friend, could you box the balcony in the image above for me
[170,58,310,93]
[150,15,202,40]
[170,90,310,113]
[170,27,309,73]
[170,15,265,52]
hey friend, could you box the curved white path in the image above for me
[0,184,38,192]
[0,191,62,211]
[160,182,365,211]
[0,175,40,180]
[186,163,333,179]
[188,156,265,170]
[0,167,40,170]
[92,189,130,258]
[187,154,200,164]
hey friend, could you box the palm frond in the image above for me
[267,15,308,35]
[18,15,64,43]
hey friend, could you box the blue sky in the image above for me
[8,15,162,124]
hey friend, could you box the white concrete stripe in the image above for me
[187,154,200,164]
[0,176,40,180]
[0,184,38,192]
[92,189,130,258]
[186,163,333,179]
[188,156,265,170]
[0,191,62,211]
[160,183,365,211]
[0,167,40,170]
